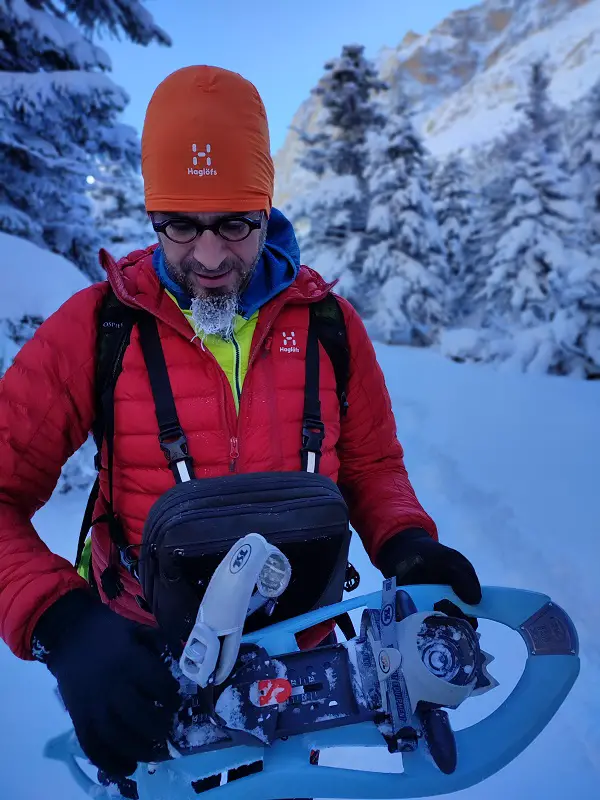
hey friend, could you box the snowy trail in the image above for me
[372,345,600,795]
[1,345,598,798]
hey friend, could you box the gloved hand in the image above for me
[32,589,180,777]
[376,528,482,606]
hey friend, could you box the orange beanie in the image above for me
[141,66,274,215]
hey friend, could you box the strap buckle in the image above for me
[159,426,194,482]
[301,418,325,455]
[301,418,325,474]
[119,545,140,581]
[159,426,189,464]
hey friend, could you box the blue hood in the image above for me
[152,207,300,318]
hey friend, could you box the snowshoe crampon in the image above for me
[45,534,580,800]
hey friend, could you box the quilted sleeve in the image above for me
[335,296,438,563]
[0,283,107,660]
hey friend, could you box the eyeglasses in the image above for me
[151,214,262,244]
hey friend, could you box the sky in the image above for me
[99,0,468,156]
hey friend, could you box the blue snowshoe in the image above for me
[46,533,580,800]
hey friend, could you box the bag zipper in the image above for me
[159,519,347,558]
[148,473,343,518]
[150,492,347,531]
[145,483,349,551]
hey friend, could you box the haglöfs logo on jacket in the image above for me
[188,143,218,177]
[280,331,300,354]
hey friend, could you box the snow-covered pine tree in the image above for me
[551,80,600,379]
[569,80,600,253]
[463,59,566,312]
[0,0,169,279]
[288,44,387,301]
[441,62,594,376]
[361,90,448,345]
[62,0,171,46]
[282,171,365,292]
[482,148,578,328]
[550,252,600,379]
[472,63,592,374]
[516,60,564,154]
[303,44,388,178]
[460,133,522,331]
[432,155,476,321]
[88,157,153,259]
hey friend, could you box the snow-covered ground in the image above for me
[0,343,598,799]
[0,231,89,368]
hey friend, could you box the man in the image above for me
[0,66,481,781]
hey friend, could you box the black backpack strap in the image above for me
[302,294,361,594]
[137,313,195,483]
[91,290,137,456]
[311,293,350,419]
[76,288,137,597]
[76,475,100,569]
[77,293,194,597]
[300,293,350,474]
[300,311,324,473]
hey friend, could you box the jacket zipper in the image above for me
[234,306,283,469]
[231,331,242,409]
[229,436,239,472]
[227,329,243,472]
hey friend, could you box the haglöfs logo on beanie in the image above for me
[188,143,218,177]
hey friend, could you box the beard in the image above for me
[190,292,238,340]
[163,222,268,340]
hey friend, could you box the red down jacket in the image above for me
[0,246,437,660]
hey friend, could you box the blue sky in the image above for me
[101,0,467,155]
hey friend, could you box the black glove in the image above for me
[376,528,482,606]
[32,590,180,777]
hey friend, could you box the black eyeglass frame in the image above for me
[151,214,263,244]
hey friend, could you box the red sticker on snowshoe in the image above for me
[257,678,292,706]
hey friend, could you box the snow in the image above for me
[0,232,90,371]
[0,69,129,113]
[0,233,93,491]
[325,665,338,690]
[0,342,599,797]
[0,231,90,320]
[1,0,111,71]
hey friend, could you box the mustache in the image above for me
[181,255,244,277]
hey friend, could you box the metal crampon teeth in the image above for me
[471,648,499,696]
